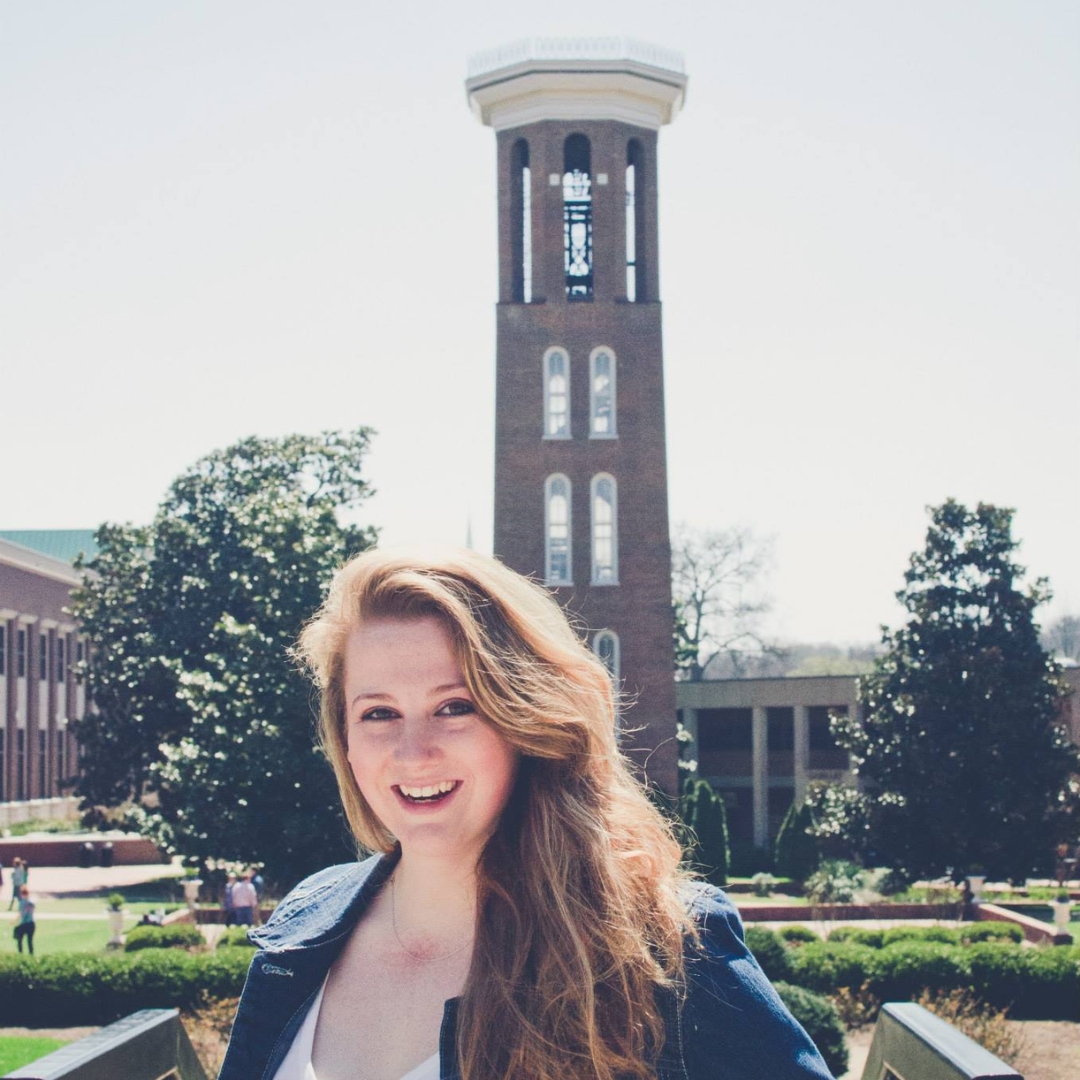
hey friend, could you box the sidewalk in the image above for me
[9,862,185,898]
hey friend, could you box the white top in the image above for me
[272,978,440,1080]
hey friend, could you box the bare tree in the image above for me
[1042,614,1080,661]
[671,524,780,680]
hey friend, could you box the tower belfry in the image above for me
[466,38,687,792]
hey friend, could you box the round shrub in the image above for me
[773,982,848,1077]
[961,923,1023,945]
[778,925,819,946]
[217,926,257,949]
[881,926,959,948]
[967,942,1080,1020]
[827,926,883,948]
[788,942,876,994]
[744,926,793,982]
[124,923,205,952]
[865,942,969,1001]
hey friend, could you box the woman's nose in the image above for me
[393,718,439,761]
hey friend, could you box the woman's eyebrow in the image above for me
[349,683,468,709]
[350,691,393,708]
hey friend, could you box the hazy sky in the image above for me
[3,2,1077,644]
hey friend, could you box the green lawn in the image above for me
[0,915,142,955]
[0,1036,67,1072]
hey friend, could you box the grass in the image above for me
[0,915,142,955]
[0,1035,67,1071]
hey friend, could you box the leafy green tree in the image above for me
[773,800,819,881]
[72,431,377,886]
[681,777,730,886]
[822,499,1079,882]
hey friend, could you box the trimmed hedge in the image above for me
[0,949,252,1026]
[778,924,820,946]
[774,982,848,1078]
[826,924,1023,948]
[744,926,794,982]
[217,926,258,949]
[788,940,1080,1020]
[124,924,205,952]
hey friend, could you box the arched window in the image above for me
[563,134,593,300]
[511,139,532,303]
[545,474,572,585]
[591,473,618,585]
[593,630,620,682]
[543,348,570,438]
[589,347,616,437]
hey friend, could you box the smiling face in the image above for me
[343,615,519,866]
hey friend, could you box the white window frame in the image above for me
[592,629,621,683]
[589,346,617,438]
[590,473,618,585]
[543,347,571,439]
[544,474,573,586]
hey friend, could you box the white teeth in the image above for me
[399,781,456,799]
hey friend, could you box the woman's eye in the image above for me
[437,699,477,718]
[360,707,398,722]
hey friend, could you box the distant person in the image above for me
[13,885,35,955]
[223,872,238,928]
[250,868,265,900]
[232,870,258,927]
[8,857,26,910]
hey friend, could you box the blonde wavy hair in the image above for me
[295,547,696,1080]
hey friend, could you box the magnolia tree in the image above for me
[72,431,377,886]
[814,499,1079,883]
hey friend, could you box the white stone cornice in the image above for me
[40,618,59,631]
[466,39,687,131]
[0,608,17,621]
[17,613,39,625]
[59,622,76,635]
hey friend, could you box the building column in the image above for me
[846,700,859,775]
[752,705,768,848]
[682,707,698,775]
[793,704,809,805]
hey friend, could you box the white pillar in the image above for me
[682,707,699,779]
[793,704,809,805]
[752,706,768,848]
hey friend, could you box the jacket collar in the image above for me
[250,850,399,953]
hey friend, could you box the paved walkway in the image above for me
[8,862,184,898]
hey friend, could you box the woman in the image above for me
[219,549,833,1080]
[13,884,35,955]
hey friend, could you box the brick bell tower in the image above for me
[466,38,687,793]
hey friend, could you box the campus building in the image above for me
[0,532,95,809]
[466,38,687,792]
[678,667,1080,850]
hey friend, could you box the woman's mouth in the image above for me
[394,780,460,805]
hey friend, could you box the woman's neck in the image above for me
[389,852,479,955]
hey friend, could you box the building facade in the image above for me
[0,537,91,804]
[466,39,687,791]
[678,667,1080,850]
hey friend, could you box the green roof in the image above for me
[0,530,99,564]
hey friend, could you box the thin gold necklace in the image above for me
[390,875,472,963]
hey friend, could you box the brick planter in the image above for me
[737,902,960,922]
[977,901,1074,945]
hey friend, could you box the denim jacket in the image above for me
[217,854,834,1080]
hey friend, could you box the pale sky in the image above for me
[2,1,1077,645]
